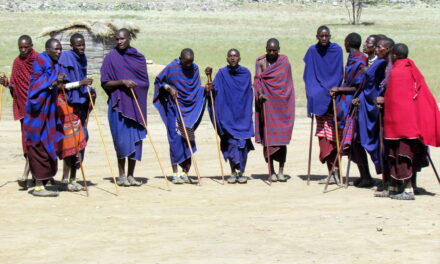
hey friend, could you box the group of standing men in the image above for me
[1,26,438,199]
[304,26,440,200]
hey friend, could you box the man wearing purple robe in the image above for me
[101,28,149,187]
[303,25,344,181]
[205,49,254,184]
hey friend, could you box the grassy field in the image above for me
[0,3,439,110]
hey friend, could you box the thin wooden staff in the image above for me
[378,110,386,188]
[86,87,119,194]
[427,152,440,185]
[129,88,170,190]
[263,102,273,185]
[332,95,343,184]
[0,73,5,120]
[323,106,358,192]
[206,72,225,184]
[60,84,89,196]
[344,106,359,188]
[307,114,314,185]
[174,97,201,184]
[345,151,352,189]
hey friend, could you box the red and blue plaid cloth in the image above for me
[154,58,205,129]
[336,51,367,129]
[153,58,206,164]
[23,52,63,160]
[254,54,295,146]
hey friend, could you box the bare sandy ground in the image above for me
[0,106,439,264]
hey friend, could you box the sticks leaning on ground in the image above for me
[86,87,119,195]
[174,97,202,184]
[378,110,386,187]
[263,102,273,186]
[0,82,3,120]
[323,106,358,192]
[206,72,225,184]
[60,84,89,196]
[129,88,170,191]
[0,73,4,120]
[307,114,314,185]
[332,95,343,184]
[344,106,359,189]
[427,152,440,184]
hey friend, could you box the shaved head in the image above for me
[381,37,395,49]
[45,38,60,49]
[18,35,32,44]
[316,25,331,46]
[117,28,131,38]
[180,48,194,70]
[70,33,84,45]
[227,48,240,57]
[317,25,330,35]
[266,38,280,48]
[345,32,362,50]
[227,48,240,68]
[45,38,62,61]
[368,35,380,46]
[18,35,33,59]
[180,48,194,59]
[392,43,409,60]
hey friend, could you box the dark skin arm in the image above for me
[102,79,137,90]
[0,75,14,94]
[165,85,178,101]
[256,59,267,102]
[204,67,213,93]
[1,75,13,97]
[329,86,357,96]
[53,73,65,88]
[79,77,93,86]
[352,98,360,106]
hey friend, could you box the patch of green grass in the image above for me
[0,4,439,109]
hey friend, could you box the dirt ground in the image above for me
[0,106,439,264]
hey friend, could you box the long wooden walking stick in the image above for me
[307,114,314,185]
[0,73,5,120]
[378,110,386,187]
[0,81,3,120]
[206,71,225,184]
[427,152,440,184]
[129,88,170,190]
[60,84,89,196]
[323,106,358,192]
[86,87,119,194]
[332,95,343,184]
[174,97,202,184]
[263,102,273,185]
[344,106,359,188]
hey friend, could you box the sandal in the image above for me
[70,180,84,191]
[116,176,130,187]
[127,176,142,186]
[17,176,28,189]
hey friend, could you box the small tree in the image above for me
[345,0,364,25]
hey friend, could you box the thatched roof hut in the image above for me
[40,20,140,75]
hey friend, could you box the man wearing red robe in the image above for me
[1,35,38,189]
[377,43,440,200]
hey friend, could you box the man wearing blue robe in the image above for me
[303,25,344,179]
[58,33,94,192]
[154,48,206,184]
[205,49,254,184]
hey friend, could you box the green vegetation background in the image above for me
[1,4,439,112]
